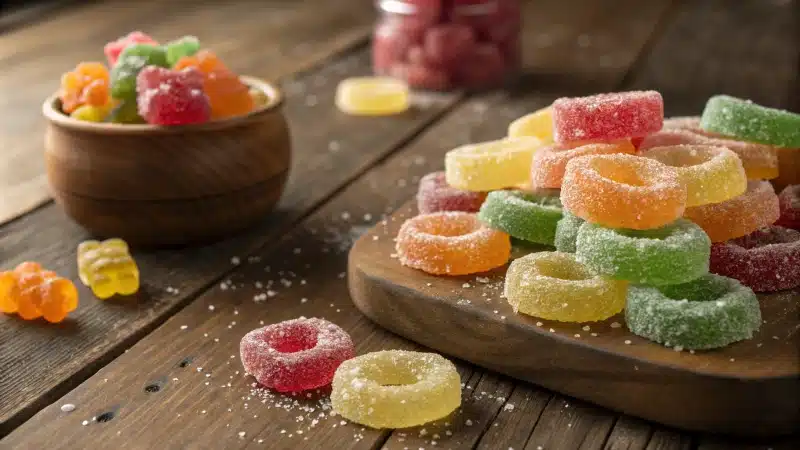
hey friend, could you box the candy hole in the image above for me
[266,323,318,353]
[416,216,478,237]
[96,411,115,423]
[592,158,647,186]
[535,258,590,281]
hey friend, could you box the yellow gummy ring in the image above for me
[335,76,410,116]
[504,251,628,322]
[445,137,542,191]
[641,144,747,207]
[508,106,554,143]
[331,350,462,429]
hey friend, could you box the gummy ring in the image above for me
[684,180,780,242]
[335,76,410,116]
[554,212,585,253]
[416,171,487,214]
[576,219,711,286]
[641,145,747,207]
[531,140,636,189]
[775,148,800,191]
[508,105,554,143]
[396,211,510,275]
[710,226,800,292]
[638,128,779,180]
[477,190,563,245]
[776,185,800,229]
[445,137,542,191]
[504,251,627,322]
[239,317,355,392]
[700,95,800,148]
[331,350,461,429]
[552,90,663,143]
[560,153,686,230]
[625,274,762,350]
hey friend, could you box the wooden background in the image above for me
[0,0,798,448]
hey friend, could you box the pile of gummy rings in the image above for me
[395,91,800,352]
[57,31,269,126]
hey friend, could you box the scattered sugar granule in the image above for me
[462,283,471,288]
[231,257,241,265]
[60,404,76,413]
[208,305,215,311]
[180,325,188,330]
[582,325,591,331]
[503,403,515,412]
[624,340,632,345]
[465,419,473,426]
[82,420,89,426]
[610,322,622,329]
[238,431,246,439]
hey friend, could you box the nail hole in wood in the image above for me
[144,383,161,393]
[96,411,114,423]
[177,357,193,368]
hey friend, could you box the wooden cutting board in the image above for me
[347,202,800,437]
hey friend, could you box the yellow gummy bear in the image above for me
[445,137,543,191]
[335,76,410,116]
[77,238,139,299]
[508,106,554,143]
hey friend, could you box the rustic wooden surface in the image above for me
[1,0,799,448]
[349,201,800,436]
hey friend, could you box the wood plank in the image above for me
[474,385,552,450]
[0,0,376,225]
[0,48,463,435]
[523,397,616,450]
[696,435,800,450]
[645,430,692,450]
[604,417,653,450]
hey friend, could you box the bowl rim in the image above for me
[42,75,284,134]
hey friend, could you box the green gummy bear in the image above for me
[110,43,169,99]
[165,36,201,66]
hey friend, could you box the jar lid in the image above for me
[377,0,499,16]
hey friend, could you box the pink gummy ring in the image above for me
[240,317,355,392]
[417,171,487,214]
[710,226,800,292]
[776,185,800,230]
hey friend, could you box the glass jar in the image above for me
[372,0,521,91]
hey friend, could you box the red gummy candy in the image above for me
[417,171,488,214]
[136,66,211,125]
[450,0,520,43]
[390,63,450,91]
[455,43,506,88]
[553,91,664,143]
[401,0,443,24]
[710,226,800,292]
[424,24,476,67]
[104,31,158,66]
[372,15,428,74]
[776,185,800,230]
[239,317,355,392]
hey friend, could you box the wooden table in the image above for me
[0,0,798,448]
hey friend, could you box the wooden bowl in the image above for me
[42,76,291,247]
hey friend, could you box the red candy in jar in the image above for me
[372,0,521,90]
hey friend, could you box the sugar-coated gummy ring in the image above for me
[775,149,800,190]
[239,317,355,392]
[531,140,636,189]
[508,106,554,143]
[331,350,461,429]
[552,90,663,143]
[504,251,628,322]
[445,137,542,191]
[554,211,584,253]
[576,219,710,286]
[335,76,410,116]
[477,190,563,245]
[641,145,747,207]
[776,185,800,230]
[625,274,762,350]
[560,153,686,230]
[396,212,510,275]
[700,95,800,148]
[684,180,780,242]
[416,171,487,214]
[710,226,800,292]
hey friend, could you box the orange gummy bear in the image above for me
[59,62,110,113]
[175,50,254,119]
[0,262,78,323]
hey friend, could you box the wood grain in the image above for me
[0,0,376,225]
[0,48,463,435]
[1,0,678,445]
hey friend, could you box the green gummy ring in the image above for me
[478,190,563,245]
[625,274,761,350]
[700,95,800,148]
[576,219,710,285]
[554,211,584,253]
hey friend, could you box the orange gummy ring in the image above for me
[396,212,511,275]
[531,139,636,189]
[774,147,800,191]
[561,153,686,230]
[684,180,780,242]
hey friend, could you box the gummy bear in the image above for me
[110,43,169,100]
[164,35,201,67]
[77,239,140,299]
[104,31,158,66]
[136,66,211,125]
[59,62,111,114]
[0,262,78,323]
[174,50,254,119]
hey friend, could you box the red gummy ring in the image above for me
[776,185,800,230]
[240,317,355,392]
[710,226,800,292]
[416,171,487,214]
